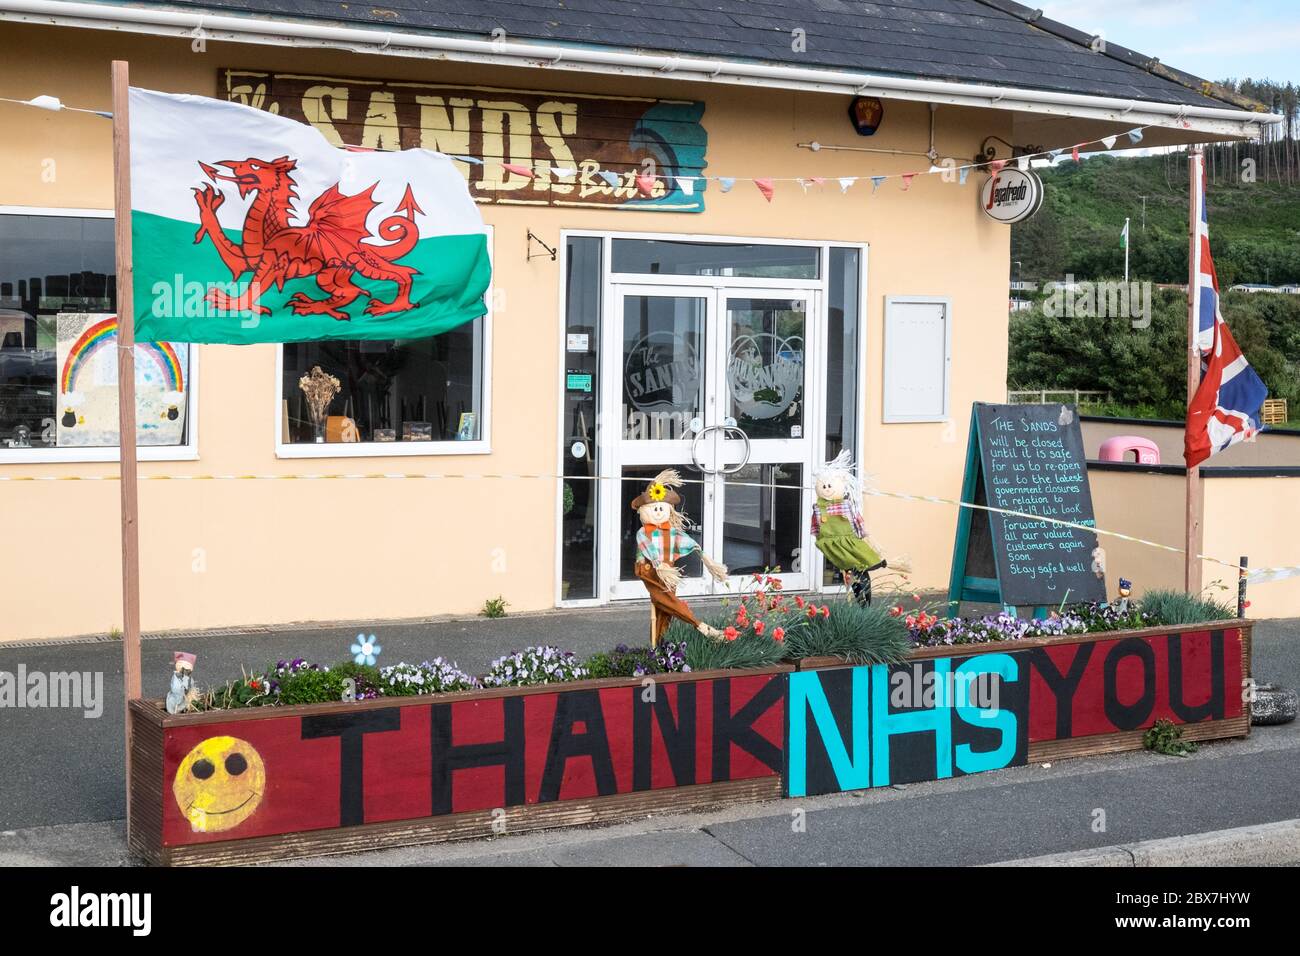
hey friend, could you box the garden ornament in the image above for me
[811,450,888,606]
[630,469,728,646]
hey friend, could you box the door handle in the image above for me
[690,423,752,476]
[690,423,722,475]
[717,426,752,475]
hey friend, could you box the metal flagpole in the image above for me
[1123,217,1130,283]
[111,60,143,829]
[1185,148,1203,594]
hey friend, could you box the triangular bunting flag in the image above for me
[900,173,916,191]
[958,166,970,185]
[810,177,825,187]
[1101,135,1117,149]
[754,178,775,202]
[501,162,535,179]
[1127,128,1144,145]
[870,175,886,193]
[720,177,736,193]
[1048,148,1063,160]
[454,155,484,166]
[988,160,1006,176]
[838,177,856,193]
[550,166,576,178]
[675,176,695,196]
[1071,145,1081,163]
[598,170,621,187]
[796,178,811,193]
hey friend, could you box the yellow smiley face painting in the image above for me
[172,735,266,833]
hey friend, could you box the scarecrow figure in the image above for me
[631,469,728,646]
[166,651,197,715]
[811,450,886,606]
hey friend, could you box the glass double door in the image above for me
[601,284,819,599]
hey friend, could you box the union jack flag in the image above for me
[1184,152,1268,467]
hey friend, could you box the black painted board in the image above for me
[974,402,1106,606]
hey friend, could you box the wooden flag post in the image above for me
[1185,146,1203,594]
[111,60,142,824]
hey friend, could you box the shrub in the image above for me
[664,614,787,672]
[195,671,276,710]
[481,596,509,618]
[276,665,349,706]
[482,646,588,687]
[328,661,384,700]
[1138,589,1237,625]
[584,644,661,679]
[380,659,480,696]
[785,600,910,664]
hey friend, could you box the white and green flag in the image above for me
[1120,218,1129,250]
[129,88,491,344]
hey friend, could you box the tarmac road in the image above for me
[0,610,1296,866]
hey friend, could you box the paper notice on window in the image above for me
[55,313,188,447]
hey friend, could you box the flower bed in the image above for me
[130,589,1250,865]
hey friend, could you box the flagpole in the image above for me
[1185,148,1203,594]
[111,60,142,829]
[1123,217,1130,284]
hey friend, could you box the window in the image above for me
[611,239,820,279]
[0,210,196,461]
[276,231,492,457]
[559,236,602,601]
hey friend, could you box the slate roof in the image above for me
[122,0,1255,111]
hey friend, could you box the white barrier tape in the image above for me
[0,469,1274,578]
[1247,566,1300,584]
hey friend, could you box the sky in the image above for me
[1039,0,1300,86]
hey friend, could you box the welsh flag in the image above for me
[129,88,491,344]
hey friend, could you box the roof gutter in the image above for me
[0,0,1280,139]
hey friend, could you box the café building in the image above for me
[0,0,1274,639]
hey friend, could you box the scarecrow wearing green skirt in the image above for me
[811,450,887,606]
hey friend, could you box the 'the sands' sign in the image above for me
[221,70,708,212]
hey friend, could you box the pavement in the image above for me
[1,609,1298,866]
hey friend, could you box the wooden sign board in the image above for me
[221,69,708,212]
[948,402,1106,611]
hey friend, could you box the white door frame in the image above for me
[599,282,821,600]
[555,231,868,607]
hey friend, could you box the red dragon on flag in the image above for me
[191,155,425,320]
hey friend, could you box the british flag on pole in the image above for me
[1184,152,1268,467]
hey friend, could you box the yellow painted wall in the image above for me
[1087,468,1187,597]
[1203,477,1300,618]
[0,22,1014,640]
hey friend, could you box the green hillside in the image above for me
[1011,154,1300,286]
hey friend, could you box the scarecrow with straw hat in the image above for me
[630,469,728,646]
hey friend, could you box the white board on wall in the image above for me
[882,296,951,423]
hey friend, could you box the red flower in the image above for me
[912,593,921,602]
[724,626,739,641]
[773,627,786,642]
[889,605,903,617]
[820,605,831,618]
[795,596,806,608]
[807,607,817,619]
[753,620,766,635]
[905,615,916,628]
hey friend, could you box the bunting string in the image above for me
[0,93,1162,199]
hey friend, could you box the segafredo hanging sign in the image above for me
[980,168,1043,224]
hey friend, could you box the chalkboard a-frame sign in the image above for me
[947,403,1107,613]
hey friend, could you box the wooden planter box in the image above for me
[785,620,1251,798]
[129,621,1250,865]
[128,665,791,866]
